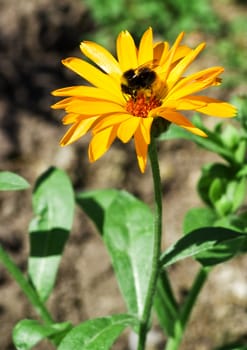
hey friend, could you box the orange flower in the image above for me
[52,28,236,172]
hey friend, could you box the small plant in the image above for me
[1,28,246,350]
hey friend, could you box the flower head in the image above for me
[52,28,236,172]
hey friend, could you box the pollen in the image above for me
[126,93,161,118]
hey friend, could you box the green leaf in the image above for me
[237,165,247,177]
[209,178,225,204]
[214,194,233,217]
[237,211,247,233]
[215,346,247,350]
[233,95,247,131]
[234,139,247,164]
[76,189,119,232]
[195,235,246,266]
[13,319,72,350]
[212,178,247,217]
[0,171,30,191]
[232,177,247,212]
[160,122,233,162]
[28,167,75,301]
[214,214,246,232]
[197,163,233,206]
[160,227,246,268]
[214,333,247,349]
[76,189,154,317]
[58,314,138,350]
[183,207,217,234]
[220,124,240,150]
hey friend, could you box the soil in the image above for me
[0,1,247,349]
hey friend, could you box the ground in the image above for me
[0,1,247,349]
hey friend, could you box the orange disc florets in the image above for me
[126,93,161,118]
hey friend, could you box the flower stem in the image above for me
[0,244,54,325]
[137,136,163,350]
[165,267,209,350]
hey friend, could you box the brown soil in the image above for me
[0,1,247,349]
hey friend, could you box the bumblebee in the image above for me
[121,64,158,98]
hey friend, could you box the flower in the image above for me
[52,27,236,173]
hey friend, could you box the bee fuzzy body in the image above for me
[121,65,158,99]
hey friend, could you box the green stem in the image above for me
[165,267,209,350]
[158,270,178,317]
[0,245,54,325]
[137,136,163,350]
[154,271,178,336]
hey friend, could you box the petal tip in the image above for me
[61,57,75,66]
[51,90,57,96]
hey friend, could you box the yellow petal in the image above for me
[51,97,74,109]
[158,109,207,137]
[88,126,117,162]
[62,57,122,99]
[166,67,224,100]
[153,41,169,64]
[166,81,211,102]
[167,42,206,90]
[158,97,206,110]
[172,45,193,63]
[62,113,80,125]
[138,27,153,66]
[65,98,126,115]
[134,125,148,173]
[116,30,138,71]
[140,117,153,144]
[80,41,122,78]
[198,102,237,117]
[180,125,208,137]
[93,113,132,133]
[160,32,185,82]
[117,117,140,143]
[52,86,125,105]
[182,96,237,117]
[60,116,99,146]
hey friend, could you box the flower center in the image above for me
[126,93,161,118]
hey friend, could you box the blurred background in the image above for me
[0,0,247,349]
